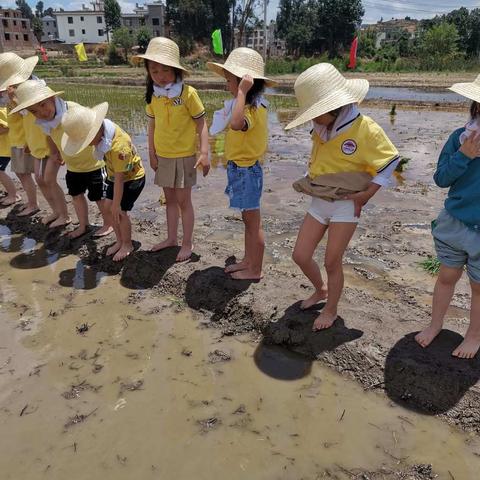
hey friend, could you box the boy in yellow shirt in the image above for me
[61,102,145,261]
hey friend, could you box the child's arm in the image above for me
[230,75,254,131]
[111,171,125,224]
[148,117,157,171]
[194,116,210,176]
[344,183,381,217]
[434,131,480,188]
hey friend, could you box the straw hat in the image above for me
[449,74,480,103]
[9,79,63,114]
[0,52,39,92]
[61,102,109,156]
[207,47,276,87]
[285,63,369,130]
[132,37,188,72]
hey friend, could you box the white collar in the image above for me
[313,103,360,142]
[36,97,66,134]
[153,81,183,99]
[94,119,116,160]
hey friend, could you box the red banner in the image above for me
[348,36,358,69]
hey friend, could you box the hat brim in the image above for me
[448,83,480,104]
[9,89,64,115]
[285,79,369,130]
[132,53,189,74]
[0,56,39,92]
[61,102,109,156]
[207,61,277,87]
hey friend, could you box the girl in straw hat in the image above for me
[0,53,39,216]
[133,37,209,262]
[285,63,400,331]
[11,80,113,239]
[207,47,273,280]
[60,102,145,261]
[415,75,480,359]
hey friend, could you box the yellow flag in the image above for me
[74,43,88,62]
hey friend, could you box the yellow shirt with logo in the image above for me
[7,109,26,148]
[308,115,399,179]
[225,102,268,168]
[104,125,145,182]
[49,101,104,173]
[146,84,205,158]
[0,107,10,157]
[23,111,50,159]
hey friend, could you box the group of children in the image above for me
[0,37,479,358]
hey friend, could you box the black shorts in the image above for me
[66,168,106,201]
[106,176,145,211]
[0,156,10,171]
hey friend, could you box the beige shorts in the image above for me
[154,155,197,189]
[11,147,35,174]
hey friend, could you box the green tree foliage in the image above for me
[421,22,460,57]
[104,0,122,38]
[112,27,135,62]
[15,0,33,19]
[136,27,152,53]
[35,1,44,17]
[44,7,54,17]
[32,16,43,41]
[357,28,376,59]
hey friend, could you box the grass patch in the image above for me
[418,256,441,275]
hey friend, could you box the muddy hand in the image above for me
[460,131,480,160]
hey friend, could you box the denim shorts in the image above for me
[433,209,480,283]
[225,160,263,211]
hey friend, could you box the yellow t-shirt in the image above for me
[0,107,10,157]
[308,115,399,179]
[146,84,205,158]
[49,101,104,173]
[104,125,145,182]
[23,112,50,159]
[7,109,26,148]
[225,102,268,168]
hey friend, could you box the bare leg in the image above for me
[415,265,463,348]
[34,159,57,224]
[225,221,248,273]
[313,222,357,331]
[104,199,121,256]
[94,199,113,237]
[69,194,90,239]
[43,159,70,228]
[113,212,134,261]
[231,209,264,280]
[16,172,38,216]
[452,280,480,359]
[175,187,194,262]
[0,171,19,205]
[151,187,179,251]
[292,213,329,309]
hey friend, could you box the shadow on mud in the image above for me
[59,260,109,290]
[385,330,480,414]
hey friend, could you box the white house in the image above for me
[41,15,58,42]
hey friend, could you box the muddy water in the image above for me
[1,233,480,479]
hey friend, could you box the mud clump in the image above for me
[208,350,232,363]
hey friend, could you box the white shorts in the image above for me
[308,197,359,225]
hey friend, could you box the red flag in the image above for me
[40,46,48,62]
[348,36,358,69]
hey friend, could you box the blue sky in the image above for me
[4,0,480,24]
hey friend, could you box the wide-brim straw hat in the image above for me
[61,102,109,156]
[207,47,277,87]
[9,79,63,114]
[132,36,188,73]
[0,52,39,92]
[448,74,480,104]
[285,63,369,130]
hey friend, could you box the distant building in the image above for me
[235,21,286,57]
[41,15,58,42]
[0,8,38,52]
[121,1,165,37]
[362,18,419,49]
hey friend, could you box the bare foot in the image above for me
[42,213,58,225]
[452,333,480,359]
[300,288,328,310]
[17,206,40,217]
[225,260,248,273]
[230,269,263,281]
[49,216,71,229]
[176,244,193,262]
[151,238,178,252]
[93,225,114,237]
[68,225,89,239]
[415,325,442,348]
[113,245,133,262]
[312,310,337,331]
[106,243,121,256]
[0,194,21,206]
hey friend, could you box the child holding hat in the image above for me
[415,75,480,359]
[133,37,209,262]
[285,63,399,331]
[10,80,113,239]
[207,47,273,280]
[60,102,145,261]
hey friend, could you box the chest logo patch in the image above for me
[172,98,183,106]
[341,139,357,155]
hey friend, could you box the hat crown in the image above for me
[294,63,348,111]
[144,36,180,65]
[0,52,24,79]
[224,47,265,77]
[62,104,97,142]
[14,79,54,106]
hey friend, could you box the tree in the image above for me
[35,1,44,17]
[104,0,122,40]
[357,28,377,59]
[15,0,33,19]
[421,22,460,57]
[112,27,134,62]
[32,16,43,41]
[44,7,54,17]
[136,27,151,53]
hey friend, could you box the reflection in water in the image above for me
[10,246,60,269]
[58,261,107,290]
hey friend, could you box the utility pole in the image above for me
[263,0,268,60]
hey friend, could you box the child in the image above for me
[415,75,480,359]
[10,80,112,239]
[0,53,38,216]
[60,102,145,261]
[133,37,209,262]
[285,63,399,331]
[207,47,273,280]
